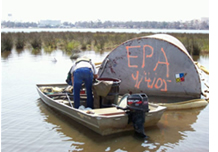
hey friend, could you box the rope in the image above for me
[194,62,209,75]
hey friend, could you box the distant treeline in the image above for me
[74,20,209,30]
[1,20,209,30]
[2,21,38,28]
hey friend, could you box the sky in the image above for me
[1,0,209,23]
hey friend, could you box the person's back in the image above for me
[70,57,98,109]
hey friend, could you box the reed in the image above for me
[1,33,13,51]
[15,32,26,49]
[170,33,209,55]
[28,32,42,50]
[64,40,80,52]
[41,32,57,49]
[1,32,209,56]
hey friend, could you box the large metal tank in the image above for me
[98,34,201,98]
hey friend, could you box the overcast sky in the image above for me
[1,0,209,23]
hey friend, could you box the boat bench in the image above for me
[56,100,126,116]
[93,107,126,116]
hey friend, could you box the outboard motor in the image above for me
[115,93,150,138]
[127,94,149,137]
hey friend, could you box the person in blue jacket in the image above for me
[69,56,98,109]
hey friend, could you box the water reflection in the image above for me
[36,98,206,151]
[1,51,12,60]
[15,48,25,55]
[192,55,200,62]
[43,47,58,55]
[31,48,42,56]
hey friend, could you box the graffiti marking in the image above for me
[153,48,169,78]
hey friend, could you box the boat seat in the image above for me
[93,107,126,116]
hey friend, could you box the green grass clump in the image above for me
[15,32,26,49]
[1,33,13,51]
[29,33,42,50]
[64,40,80,52]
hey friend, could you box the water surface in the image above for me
[1,48,209,152]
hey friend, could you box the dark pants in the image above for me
[73,68,93,109]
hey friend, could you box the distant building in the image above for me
[38,20,61,28]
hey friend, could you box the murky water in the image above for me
[1,48,209,152]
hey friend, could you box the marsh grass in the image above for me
[171,33,209,55]
[28,32,42,50]
[1,33,13,51]
[41,33,57,52]
[1,32,209,57]
[14,32,26,49]
[64,40,80,52]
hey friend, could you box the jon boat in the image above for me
[36,83,166,136]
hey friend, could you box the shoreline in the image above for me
[1,28,209,34]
